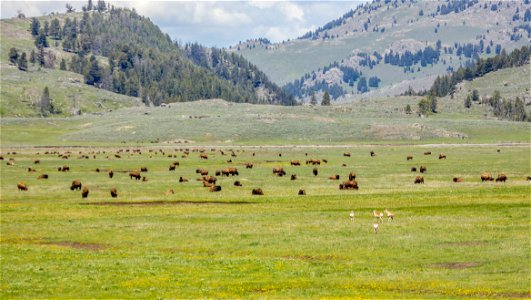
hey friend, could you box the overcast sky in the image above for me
[1,1,364,47]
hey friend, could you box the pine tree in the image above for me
[87,0,93,10]
[85,55,102,85]
[29,49,36,65]
[66,3,75,13]
[428,94,438,113]
[38,46,45,68]
[43,20,49,36]
[321,91,331,106]
[310,92,317,105]
[40,86,51,116]
[35,29,49,48]
[17,52,28,71]
[472,89,479,101]
[49,18,61,39]
[30,17,40,36]
[418,98,430,116]
[405,104,412,114]
[60,59,67,70]
[464,94,472,108]
[513,97,527,121]
[8,48,19,64]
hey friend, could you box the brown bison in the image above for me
[496,173,507,182]
[169,164,177,171]
[329,175,340,180]
[234,181,242,187]
[110,187,118,198]
[196,168,208,176]
[34,159,40,164]
[411,167,417,172]
[453,177,464,183]
[70,180,82,191]
[129,171,141,180]
[215,170,222,176]
[343,153,351,157]
[339,180,358,190]
[28,167,36,172]
[306,159,320,165]
[222,167,239,176]
[312,167,318,176]
[179,177,189,183]
[419,166,427,173]
[291,160,301,166]
[209,185,222,192]
[481,172,494,182]
[424,151,432,155]
[439,154,447,159]
[406,155,413,161]
[81,187,89,198]
[140,167,148,172]
[298,189,306,195]
[17,182,28,191]
[348,172,356,181]
[245,162,254,169]
[203,181,214,187]
[414,176,424,184]
[108,170,114,178]
[199,154,208,160]
[142,176,148,182]
[252,188,264,195]
[291,174,297,180]
[37,174,48,179]
[273,167,286,176]
[203,176,217,184]
[59,165,70,172]
[527,176,531,181]
[6,160,15,166]
[370,151,376,157]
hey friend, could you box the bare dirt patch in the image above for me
[81,200,254,206]
[42,241,107,251]
[433,262,480,269]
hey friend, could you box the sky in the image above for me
[1,1,364,47]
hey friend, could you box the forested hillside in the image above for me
[2,2,295,118]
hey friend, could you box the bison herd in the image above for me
[6,148,525,200]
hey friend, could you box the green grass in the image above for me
[1,145,530,298]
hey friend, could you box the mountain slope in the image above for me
[233,0,530,100]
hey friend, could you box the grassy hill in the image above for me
[233,0,530,99]
[0,16,141,117]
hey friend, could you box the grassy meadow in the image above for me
[1,145,530,298]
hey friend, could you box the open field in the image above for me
[1,145,530,298]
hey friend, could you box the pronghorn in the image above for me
[373,223,379,234]
[349,210,354,222]
[373,210,383,223]
[384,209,394,221]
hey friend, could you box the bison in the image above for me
[453,177,464,183]
[419,166,427,173]
[108,170,114,178]
[481,172,494,182]
[222,167,239,176]
[411,167,417,172]
[306,159,320,165]
[234,181,242,187]
[110,187,118,198]
[28,167,36,172]
[37,174,48,179]
[339,180,358,190]
[34,159,40,164]
[424,151,432,155]
[252,188,264,195]
[81,186,89,198]
[199,154,208,160]
[209,185,222,192]
[169,164,177,171]
[439,154,447,160]
[196,168,208,176]
[140,167,148,172]
[142,176,148,182]
[17,182,28,191]
[348,172,356,181]
[414,176,424,184]
[496,173,507,182]
[343,153,351,157]
[370,151,376,157]
[312,168,318,176]
[298,189,306,195]
[291,174,297,180]
[329,175,340,180]
[291,160,301,166]
[245,162,254,169]
[273,167,286,177]
[59,165,70,172]
[203,176,217,184]
[70,180,82,191]
[179,177,189,183]
[129,171,141,180]
[406,155,413,161]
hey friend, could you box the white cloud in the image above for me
[278,2,304,22]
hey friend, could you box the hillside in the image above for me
[0,6,294,117]
[232,0,531,101]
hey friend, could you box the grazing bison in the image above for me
[140,167,148,172]
[129,171,141,180]
[203,176,217,184]
[179,177,189,183]
[234,181,242,187]
[322,159,328,164]
[169,164,176,171]
[424,151,432,155]
[278,153,282,157]
[527,176,531,181]
[348,172,356,181]
[70,180,82,191]
[142,176,148,182]
[196,168,208,176]
[199,154,208,160]
[222,167,239,176]
[343,153,351,157]
[17,182,28,191]
[34,159,40,164]
[110,187,118,198]
[291,160,301,166]
[453,177,464,183]
[37,174,48,179]
[59,165,70,172]
[210,185,222,192]
[245,162,254,169]
[406,155,413,161]
[312,168,318,176]
[298,189,306,195]
[306,159,320,165]
[215,170,222,176]
[273,167,286,176]
[203,181,214,188]
[414,176,424,184]
[28,167,36,172]
[411,167,417,172]
[439,154,447,160]
[329,175,340,180]
[496,173,507,182]
[341,164,347,167]
[6,160,14,166]
[81,187,89,198]
[481,172,494,182]
[370,151,376,157]
[291,174,297,180]
[108,170,114,179]
[419,166,427,173]
[252,188,264,195]
[339,180,358,190]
